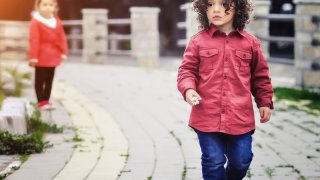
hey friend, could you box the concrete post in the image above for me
[246,0,271,59]
[294,0,320,88]
[82,9,108,63]
[130,7,160,68]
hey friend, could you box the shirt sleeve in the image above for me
[28,19,40,60]
[250,39,274,109]
[177,37,200,100]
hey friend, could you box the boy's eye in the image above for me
[207,3,213,7]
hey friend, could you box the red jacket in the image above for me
[28,16,68,67]
[177,25,274,135]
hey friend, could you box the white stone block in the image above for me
[0,97,27,134]
[0,113,27,134]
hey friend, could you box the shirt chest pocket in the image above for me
[235,50,252,67]
[199,48,218,72]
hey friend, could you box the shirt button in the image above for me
[224,75,227,79]
[222,110,225,114]
[226,40,229,44]
[225,58,228,62]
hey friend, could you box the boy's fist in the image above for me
[185,89,202,106]
[259,107,272,123]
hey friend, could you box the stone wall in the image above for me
[0,21,29,60]
[294,0,320,88]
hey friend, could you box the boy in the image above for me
[177,0,274,179]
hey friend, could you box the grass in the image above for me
[72,135,83,142]
[169,131,182,146]
[19,154,30,163]
[27,110,64,134]
[274,87,320,115]
[246,169,252,178]
[276,164,305,179]
[182,165,187,180]
[0,90,5,107]
[264,167,274,178]
[0,109,63,155]
[255,143,263,149]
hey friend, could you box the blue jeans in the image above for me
[195,130,253,180]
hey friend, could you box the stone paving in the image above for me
[1,59,320,180]
[53,60,319,180]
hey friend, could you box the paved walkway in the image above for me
[2,59,320,179]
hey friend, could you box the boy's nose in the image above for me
[212,4,222,12]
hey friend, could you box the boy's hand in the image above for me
[185,89,202,106]
[259,107,272,123]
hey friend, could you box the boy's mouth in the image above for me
[212,16,222,20]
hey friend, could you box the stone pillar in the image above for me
[246,0,271,59]
[130,7,160,68]
[82,9,108,63]
[183,3,200,41]
[294,0,320,87]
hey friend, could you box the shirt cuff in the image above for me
[257,98,274,109]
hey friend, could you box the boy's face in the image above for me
[37,0,57,18]
[206,0,235,30]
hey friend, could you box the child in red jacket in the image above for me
[29,0,68,110]
[177,0,274,179]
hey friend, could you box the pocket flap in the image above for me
[199,49,218,57]
[236,50,252,60]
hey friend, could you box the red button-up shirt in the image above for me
[177,25,274,135]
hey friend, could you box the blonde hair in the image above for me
[34,0,59,14]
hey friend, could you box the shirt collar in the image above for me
[207,24,245,37]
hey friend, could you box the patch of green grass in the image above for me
[0,109,62,155]
[27,109,64,134]
[274,87,320,112]
[0,131,48,155]
[307,155,316,159]
[182,165,187,180]
[246,169,252,178]
[0,90,5,107]
[169,131,182,146]
[255,143,263,149]
[274,87,320,102]
[120,153,130,162]
[19,154,30,163]
[72,135,83,142]
[277,164,294,168]
[264,167,274,178]
[277,107,288,112]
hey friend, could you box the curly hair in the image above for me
[193,0,253,30]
